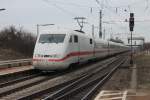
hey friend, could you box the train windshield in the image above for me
[39,34,66,43]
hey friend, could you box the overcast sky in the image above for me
[0,0,150,43]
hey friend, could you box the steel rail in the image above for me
[15,57,117,100]
[42,58,117,100]
[0,72,61,98]
[3,54,125,100]
[81,57,127,100]
[45,57,126,100]
[0,73,42,88]
[0,59,31,64]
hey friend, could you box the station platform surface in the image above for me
[0,65,33,76]
[95,90,128,100]
[94,90,150,100]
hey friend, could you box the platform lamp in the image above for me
[0,8,6,11]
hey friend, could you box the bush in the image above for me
[0,26,36,57]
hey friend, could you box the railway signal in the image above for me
[129,13,135,65]
[129,13,134,31]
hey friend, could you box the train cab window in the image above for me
[74,35,78,43]
[90,39,93,44]
[69,36,72,43]
[39,34,66,43]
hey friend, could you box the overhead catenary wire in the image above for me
[103,19,150,23]
[95,0,150,31]
[42,0,96,22]
[41,0,150,39]
[104,0,149,8]
[43,0,149,10]
[42,0,77,17]
[96,0,143,39]
[43,0,95,8]
[43,0,150,19]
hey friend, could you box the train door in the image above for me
[78,36,85,62]
[108,41,110,55]
[73,35,80,63]
[90,38,95,58]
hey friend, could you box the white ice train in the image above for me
[33,29,129,70]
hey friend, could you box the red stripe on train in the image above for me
[48,51,93,62]
[33,50,107,62]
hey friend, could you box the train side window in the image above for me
[69,36,72,43]
[74,35,78,43]
[90,39,92,44]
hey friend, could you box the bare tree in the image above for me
[0,26,36,57]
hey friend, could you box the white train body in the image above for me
[33,30,128,70]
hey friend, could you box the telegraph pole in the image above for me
[95,0,103,39]
[99,10,102,38]
[131,30,133,64]
[92,24,96,56]
[37,24,39,37]
[92,24,94,38]
[103,28,105,40]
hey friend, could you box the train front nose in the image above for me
[33,55,68,70]
[32,33,68,70]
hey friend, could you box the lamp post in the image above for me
[36,24,55,37]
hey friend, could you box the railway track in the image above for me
[0,56,113,86]
[9,55,126,100]
[19,59,114,100]
[0,53,128,100]
[0,56,118,100]
[40,56,127,100]
[0,72,42,88]
[0,69,38,83]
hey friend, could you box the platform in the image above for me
[95,90,128,100]
[0,65,33,76]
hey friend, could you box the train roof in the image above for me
[39,29,125,46]
[39,29,92,38]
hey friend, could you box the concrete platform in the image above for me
[0,65,33,76]
[94,53,150,100]
[95,90,128,100]
[94,90,150,100]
